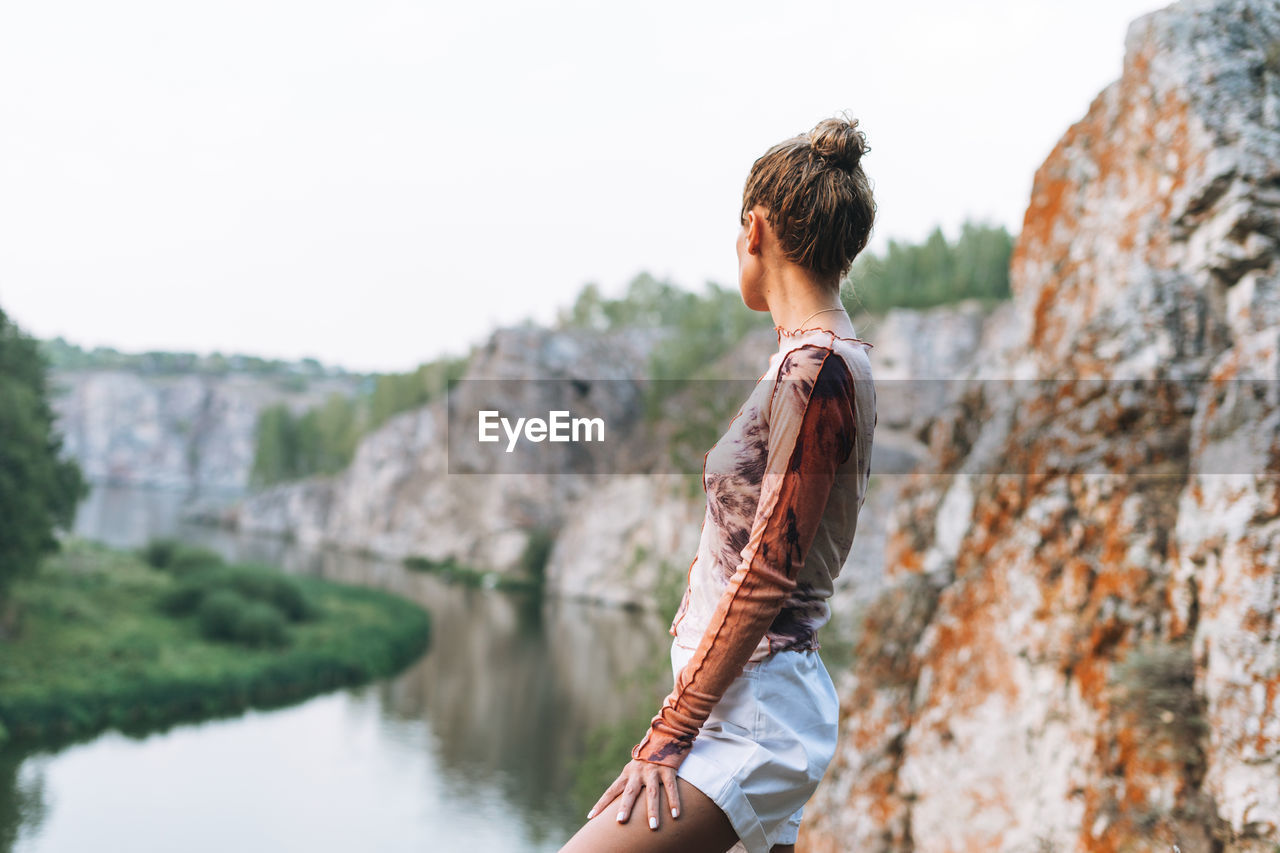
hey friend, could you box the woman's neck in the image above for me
[765,269,852,335]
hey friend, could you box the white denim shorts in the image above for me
[669,638,840,853]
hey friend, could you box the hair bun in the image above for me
[808,113,869,171]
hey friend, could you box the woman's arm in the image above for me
[631,344,857,769]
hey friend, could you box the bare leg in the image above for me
[559,776,740,853]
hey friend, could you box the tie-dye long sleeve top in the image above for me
[631,326,877,769]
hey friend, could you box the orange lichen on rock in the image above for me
[804,2,1280,849]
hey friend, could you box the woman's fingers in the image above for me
[616,774,641,823]
[661,768,682,819]
[585,761,682,831]
[586,773,625,820]
[646,771,660,830]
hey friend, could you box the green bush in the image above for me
[157,565,315,623]
[220,565,316,622]
[196,589,288,648]
[226,600,289,648]
[196,589,248,641]
[140,537,226,576]
[140,537,183,570]
[167,545,225,576]
[157,573,215,616]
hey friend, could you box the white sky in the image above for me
[0,0,1165,373]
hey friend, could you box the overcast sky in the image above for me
[0,0,1165,373]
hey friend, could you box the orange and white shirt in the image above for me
[632,326,877,768]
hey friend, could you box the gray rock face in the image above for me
[49,369,361,493]
[803,1,1280,850]
[234,324,664,573]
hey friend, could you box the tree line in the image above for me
[844,220,1013,312]
[249,356,467,487]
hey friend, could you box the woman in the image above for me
[559,113,878,853]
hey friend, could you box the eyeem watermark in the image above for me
[446,377,1280,476]
[478,410,605,452]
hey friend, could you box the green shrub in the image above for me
[140,537,183,570]
[220,565,316,622]
[196,589,248,641]
[157,565,314,623]
[167,545,225,576]
[196,589,288,647]
[140,537,226,575]
[228,600,289,648]
[157,573,216,616]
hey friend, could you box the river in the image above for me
[0,484,674,852]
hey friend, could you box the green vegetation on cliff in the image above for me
[559,271,772,381]
[0,537,431,747]
[249,354,466,486]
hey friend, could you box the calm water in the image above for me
[1,484,673,852]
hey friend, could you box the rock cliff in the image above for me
[231,325,659,571]
[803,1,1280,850]
[48,369,362,493]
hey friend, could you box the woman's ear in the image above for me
[744,209,762,256]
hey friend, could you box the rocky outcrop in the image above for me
[804,1,1280,850]
[232,325,663,573]
[48,369,361,493]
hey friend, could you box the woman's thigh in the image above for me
[558,776,740,853]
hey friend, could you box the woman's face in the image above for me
[736,206,769,312]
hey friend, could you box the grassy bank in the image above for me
[0,537,431,748]
[402,526,553,595]
[402,554,543,592]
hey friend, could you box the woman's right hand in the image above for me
[586,758,683,831]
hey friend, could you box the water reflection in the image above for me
[1,485,673,852]
[0,751,46,853]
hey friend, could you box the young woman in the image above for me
[559,113,878,853]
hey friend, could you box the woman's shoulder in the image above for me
[774,334,871,384]
[767,342,856,416]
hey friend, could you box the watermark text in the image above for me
[478,410,606,452]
